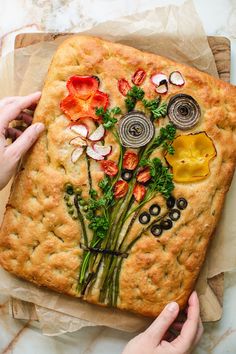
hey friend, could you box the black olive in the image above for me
[166,196,175,209]
[149,204,161,216]
[151,224,162,237]
[65,184,74,195]
[121,169,133,181]
[139,212,151,224]
[169,209,181,221]
[160,219,173,230]
[176,198,188,210]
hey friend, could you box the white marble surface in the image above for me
[0,0,236,353]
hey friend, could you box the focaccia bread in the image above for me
[1,35,236,317]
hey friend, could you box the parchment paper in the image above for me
[0,0,235,336]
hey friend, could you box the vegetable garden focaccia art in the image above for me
[0,36,236,317]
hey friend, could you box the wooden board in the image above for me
[14,32,231,314]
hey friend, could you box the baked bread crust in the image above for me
[1,35,236,317]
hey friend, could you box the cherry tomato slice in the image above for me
[67,76,99,100]
[136,167,151,183]
[114,180,129,199]
[131,69,146,86]
[118,79,131,96]
[123,151,139,170]
[60,94,82,121]
[133,183,146,202]
[101,160,118,176]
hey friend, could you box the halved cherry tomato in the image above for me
[123,151,139,170]
[133,183,146,202]
[118,79,131,96]
[101,160,118,176]
[90,90,109,112]
[60,94,82,121]
[67,76,99,100]
[136,167,151,183]
[114,180,129,199]
[131,69,146,86]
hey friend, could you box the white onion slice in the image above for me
[71,147,84,163]
[88,125,105,141]
[70,136,87,147]
[86,146,104,160]
[169,71,185,86]
[93,143,112,156]
[70,124,88,137]
[151,73,168,86]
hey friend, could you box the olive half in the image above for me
[176,197,188,210]
[166,196,175,209]
[149,204,161,216]
[167,94,201,130]
[151,224,163,237]
[169,209,181,221]
[139,212,151,224]
[160,219,173,230]
[121,169,133,182]
[119,111,154,148]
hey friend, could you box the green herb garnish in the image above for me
[96,106,122,129]
[142,98,167,120]
[125,85,145,111]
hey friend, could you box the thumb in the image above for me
[144,302,179,345]
[6,122,44,161]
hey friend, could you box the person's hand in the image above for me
[122,291,203,354]
[0,92,44,190]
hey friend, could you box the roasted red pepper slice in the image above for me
[118,79,131,96]
[132,69,146,86]
[136,167,151,183]
[90,90,109,113]
[101,160,118,176]
[133,183,146,202]
[123,151,139,170]
[67,76,99,100]
[60,95,82,121]
[114,180,129,199]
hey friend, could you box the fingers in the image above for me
[0,92,41,132]
[16,111,33,125]
[193,318,204,347]
[171,291,200,351]
[6,122,44,161]
[144,301,179,345]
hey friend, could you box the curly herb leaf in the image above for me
[125,85,145,111]
[96,107,122,129]
[142,98,167,120]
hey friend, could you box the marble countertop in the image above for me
[0,0,236,353]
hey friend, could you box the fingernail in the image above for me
[35,123,44,133]
[166,302,179,312]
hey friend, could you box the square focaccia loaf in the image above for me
[1,35,236,317]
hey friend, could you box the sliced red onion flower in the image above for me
[70,123,88,137]
[151,73,168,86]
[69,136,87,147]
[92,143,112,156]
[155,80,168,94]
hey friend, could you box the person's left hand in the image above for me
[0,92,44,190]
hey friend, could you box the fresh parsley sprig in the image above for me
[142,98,167,120]
[125,85,145,111]
[95,107,122,129]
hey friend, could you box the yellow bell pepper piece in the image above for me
[165,132,216,183]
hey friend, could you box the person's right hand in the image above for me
[122,291,203,354]
[0,92,44,190]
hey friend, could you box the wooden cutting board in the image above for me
[13,33,231,316]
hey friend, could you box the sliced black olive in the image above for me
[176,198,188,210]
[160,219,173,230]
[167,94,201,130]
[121,169,133,181]
[149,204,161,216]
[151,224,163,237]
[166,196,175,209]
[169,209,181,221]
[65,184,74,195]
[139,212,151,224]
